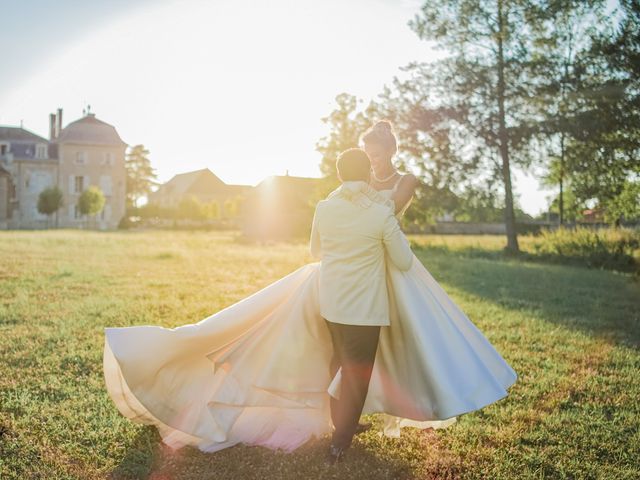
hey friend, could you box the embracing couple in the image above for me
[311,147,414,464]
[103,121,517,468]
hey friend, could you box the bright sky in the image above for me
[0,0,553,215]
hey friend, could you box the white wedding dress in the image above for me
[103,183,518,453]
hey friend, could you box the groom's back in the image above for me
[316,196,389,268]
[312,195,396,327]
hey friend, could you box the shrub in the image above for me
[118,215,136,229]
[531,227,640,273]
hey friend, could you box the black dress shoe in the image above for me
[354,422,372,435]
[325,444,347,466]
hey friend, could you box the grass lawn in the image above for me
[0,230,638,479]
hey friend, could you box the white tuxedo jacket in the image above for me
[309,181,413,326]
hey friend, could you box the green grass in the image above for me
[1,230,638,479]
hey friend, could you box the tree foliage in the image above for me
[125,144,159,208]
[317,1,639,233]
[527,1,606,224]
[563,0,640,224]
[37,186,64,228]
[406,0,595,251]
[78,186,106,228]
[316,93,374,180]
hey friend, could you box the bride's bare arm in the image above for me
[392,174,420,215]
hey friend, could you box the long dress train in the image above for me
[103,188,518,453]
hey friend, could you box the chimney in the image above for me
[49,113,56,139]
[56,108,63,138]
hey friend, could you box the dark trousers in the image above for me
[324,318,381,449]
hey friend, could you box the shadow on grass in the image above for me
[106,245,639,479]
[414,246,640,349]
[108,426,161,480]
[410,242,639,275]
[109,430,422,480]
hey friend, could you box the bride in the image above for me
[103,121,518,454]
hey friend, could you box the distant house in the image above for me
[0,108,127,229]
[147,170,321,236]
[147,168,250,218]
[242,174,322,240]
[581,207,606,223]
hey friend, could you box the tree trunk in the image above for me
[559,132,565,225]
[497,0,519,253]
[558,23,574,228]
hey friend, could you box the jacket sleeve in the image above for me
[309,206,322,260]
[382,211,413,271]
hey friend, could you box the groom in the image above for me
[309,148,413,465]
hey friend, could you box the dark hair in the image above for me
[360,120,398,155]
[336,148,371,182]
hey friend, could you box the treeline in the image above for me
[126,196,242,222]
[317,0,639,252]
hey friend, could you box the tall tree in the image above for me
[317,83,507,227]
[565,0,640,225]
[530,1,606,224]
[376,73,489,227]
[315,93,378,202]
[125,145,159,209]
[316,93,376,179]
[408,0,578,252]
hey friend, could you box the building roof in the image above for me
[57,113,126,146]
[0,126,53,161]
[151,168,251,199]
[253,174,321,192]
[161,168,224,195]
[248,175,321,208]
[0,126,49,143]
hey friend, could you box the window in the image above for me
[75,151,87,165]
[99,175,112,195]
[0,143,8,155]
[30,171,51,193]
[101,152,114,166]
[35,144,47,159]
[74,176,84,194]
[74,205,81,219]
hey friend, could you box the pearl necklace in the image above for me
[371,168,398,183]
